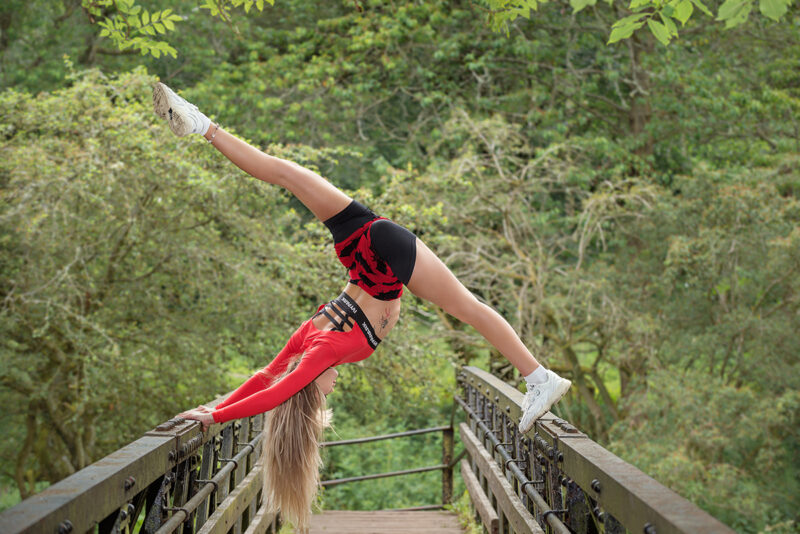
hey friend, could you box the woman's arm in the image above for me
[211,348,337,424]
[214,323,307,410]
[212,371,272,411]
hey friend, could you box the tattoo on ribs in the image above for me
[380,309,390,330]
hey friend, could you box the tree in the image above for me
[0,66,320,495]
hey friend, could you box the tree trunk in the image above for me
[628,35,654,157]
[14,408,38,500]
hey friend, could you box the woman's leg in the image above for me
[153,82,350,221]
[203,125,351,222]
[406,239,540,376]
[407,238,571,432]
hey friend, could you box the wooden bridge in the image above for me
[0,367,736,534]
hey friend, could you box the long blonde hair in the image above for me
[261,355,332,532]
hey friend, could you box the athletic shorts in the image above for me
[323,200,417,301]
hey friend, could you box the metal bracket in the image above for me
[505,459,527,470]
[163,506,191,523]
[218,457,239,470]
[494,442,513,452]
[520,479,545,491]
[542,509,568,521]
[195,479,218,492]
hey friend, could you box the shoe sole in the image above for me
[152,82,193,137]
[152,82,170,120]
[518,378,572,434]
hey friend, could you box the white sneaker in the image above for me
[518,369,571,434]
[152,82,210,137]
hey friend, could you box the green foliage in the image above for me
[10,0,793,68]
[0,1,798,531]
[84,0,181,58]
[482,0,795,46]
[447,491,483,534]
[608,370,799,533]
[198,0,274,19]
[0,65,353,495]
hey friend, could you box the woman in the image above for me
[154,82,570,434]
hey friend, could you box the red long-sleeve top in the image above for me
[212,309,375,423]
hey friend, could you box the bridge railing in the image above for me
[456,366,736,534]
[320,425,459,509]
[0,396,278,534]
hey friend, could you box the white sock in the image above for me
[524,365,548,388]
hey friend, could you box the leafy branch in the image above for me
[481,0,794,46]
[81,0,276,58]
[83,0,182,58]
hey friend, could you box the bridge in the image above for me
[0,367,736,534]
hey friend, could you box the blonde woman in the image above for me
[156,81,571,524]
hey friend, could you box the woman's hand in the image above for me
[178,408,215,432]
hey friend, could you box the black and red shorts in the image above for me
[323,200,417,301]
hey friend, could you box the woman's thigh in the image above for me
[406,239,481,322]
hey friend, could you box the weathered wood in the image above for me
[242,503,277,534]
[234,418,250,534]
[459,423,544,534]
[309,511,464,533]
[247,414,263,528]
[218,425,234,504]
[442,427,454,505]
[195,440,216,529]
[197,465,262,534]
[460,459,499,534]
[0,435,174,534]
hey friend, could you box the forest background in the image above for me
[0,1,798,532]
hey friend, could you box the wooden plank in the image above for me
[218,425,234,504]
[197,466,262,534]
[195,440,215,529]
[460,460,499,534]
[234,418,250,534]
[247,414,263,526]
[309,511,464,533]
[459,423,544,534]
[243,503,277,534]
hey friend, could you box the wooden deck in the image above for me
[309,510,465,533]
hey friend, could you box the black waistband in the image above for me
[335,293,381,349]
[317,292,381,350]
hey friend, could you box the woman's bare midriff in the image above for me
[310,283,401,340]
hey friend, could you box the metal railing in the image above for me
[320,425,459,510]
[0,395,278,534]
[457,366,737,534]
[0,366,741,534]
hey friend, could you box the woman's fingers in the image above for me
[177,410,214,432]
